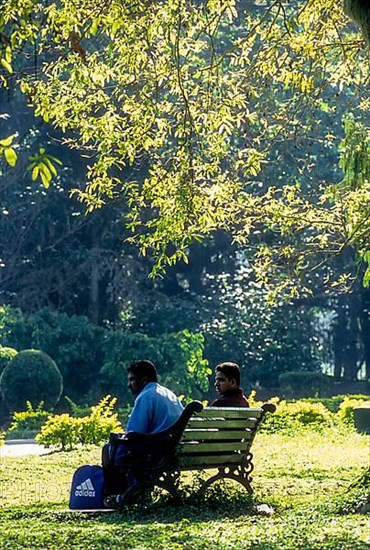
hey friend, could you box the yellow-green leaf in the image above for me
[39,162,52,182]
[40,170,50,189]
[1,58,13,74]
[5,46,12,64]
[90,19,99,36]
[31,165,39,181]
[0,135,15,147]
[4,147,17,167]
[44,158,58,177]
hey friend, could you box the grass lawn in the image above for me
[0,429,369,549]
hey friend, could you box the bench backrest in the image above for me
[176,406,267,469]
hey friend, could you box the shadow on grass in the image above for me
[1,484,265,524]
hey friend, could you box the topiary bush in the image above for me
[0,346,18,376]
[0,346,18,421]
[0,306,104,402]
[0,349,63,412]
[278,371,330,398]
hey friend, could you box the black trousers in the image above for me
[101,442,128,496]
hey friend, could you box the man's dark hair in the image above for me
[215,362,241,386]
[128,359,158,382]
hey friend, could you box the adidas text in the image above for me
[75,478,95,498]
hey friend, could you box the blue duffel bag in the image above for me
[69,465,105,509]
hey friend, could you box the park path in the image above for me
[1,440,49,457]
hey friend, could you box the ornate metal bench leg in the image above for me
[118,471,182,508]
[119,481,153,507]
[158,471,182,505]
[198,470,225,497]
[199,453,254,497]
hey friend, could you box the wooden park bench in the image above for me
[104,400,276,506]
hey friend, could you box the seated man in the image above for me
[125,359,184,434]
[103,359,184,502]
[211,362,250,407]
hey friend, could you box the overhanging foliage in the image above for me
[1,0,369,296]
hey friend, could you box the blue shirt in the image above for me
[126,382,184,434]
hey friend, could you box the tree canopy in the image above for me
[1,0,369,296]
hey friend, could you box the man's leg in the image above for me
[101,443,128,497]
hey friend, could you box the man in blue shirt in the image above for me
[103,360,183,504]
[126,359,184,433]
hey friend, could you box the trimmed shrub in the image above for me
[248,390,333,433]
[36,396,122,451]
[278,371,330,398]
[0,349,63,411]
[336,397,370,429]
[76,396,122,445]
[0,346,18,376]
[306,394,370,413]
[36,413,79,451]
[0,306,104,402]
[7,401,49,439]
[265,400,333,433]
[0,347,18,421]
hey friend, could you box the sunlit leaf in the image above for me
[3,147,17,166]
[0,135,15,147]
[0,58,13,73]
[40,169,50,189]
[31,165,39,181]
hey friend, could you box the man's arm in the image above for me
[126,393,153,433]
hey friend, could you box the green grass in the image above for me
[0,429,369,549]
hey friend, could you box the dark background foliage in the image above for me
[0,0,369,415]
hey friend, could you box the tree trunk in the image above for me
[90,254,100,324]
[360,287,370,380]
[333,293,360,381]
[333,297,346,380]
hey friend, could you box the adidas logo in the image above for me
[75,478,96,498]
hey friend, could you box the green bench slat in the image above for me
[178,454,243,468]
[195,407,263,419]
[187,418,258,429]
[174,407,263,471]
[178,441,251,454]
[181,429,253,442]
